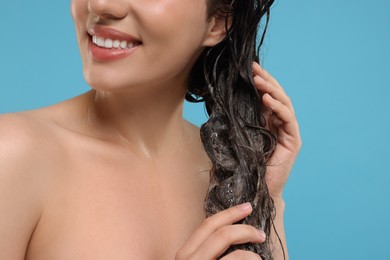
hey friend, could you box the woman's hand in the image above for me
[175,203,266,260]
[253,62,302,200]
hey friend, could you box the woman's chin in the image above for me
[84,74,133,92]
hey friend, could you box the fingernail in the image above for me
[237,202,252,211]
[258,229,266,240]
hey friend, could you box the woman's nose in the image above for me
[88,0,129,20]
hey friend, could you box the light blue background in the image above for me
[1,1,389,259]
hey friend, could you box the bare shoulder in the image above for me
[0,112,43,170]
[0,111,56,165]
[184,120,211,167]
[0,98,83,178]
[0,111,61,259]
[0,91,92,160]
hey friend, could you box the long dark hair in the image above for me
[186,0,281,259]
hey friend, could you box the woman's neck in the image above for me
[85,82,190,159]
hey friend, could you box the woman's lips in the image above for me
[88,37,140,62]
[87,25,142,62]
[87,25,141,43]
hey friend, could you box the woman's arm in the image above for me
[0,115,43,259]
[270,199,288,260]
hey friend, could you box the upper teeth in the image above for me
[92,35,138,49]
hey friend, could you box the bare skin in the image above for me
[0,0,301,258]
[0,63,299,259]
[0,91,212,259]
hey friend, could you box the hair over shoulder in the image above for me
[186,0,283,259]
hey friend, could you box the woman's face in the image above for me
[71,0,216,94]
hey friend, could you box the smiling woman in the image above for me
[0,0,300,259]
[88,26,142,61]
[71,0,213,93]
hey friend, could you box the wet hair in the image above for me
[186,0,283,259]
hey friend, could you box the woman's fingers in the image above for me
[253,75,294,113]
[252,62,301,148]
[221,250,263,260]
[175,203,267,259]
[178,203,253,254]
[262,93,300,139]
[252,62,284,92]
[194,225,266,259]
[252,62,294,114]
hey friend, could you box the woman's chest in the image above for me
[26,160,210,260]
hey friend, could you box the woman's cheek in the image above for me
[70,0,88,22]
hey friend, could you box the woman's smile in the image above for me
[71,0,211,92]
[87,25,142,61]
